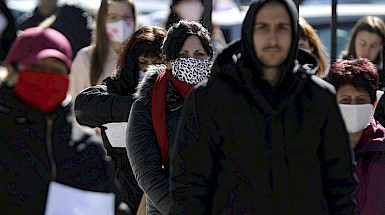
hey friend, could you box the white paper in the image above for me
[103,122,128,148]
[45,181,115,215]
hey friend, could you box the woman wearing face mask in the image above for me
[0,0,16,64]
[328,58,385,215]
[69,0,136,116]
[340,16,385,88]
[126,20,213,215]
[74,25,166,215]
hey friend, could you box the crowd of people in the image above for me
[1,0,385,214]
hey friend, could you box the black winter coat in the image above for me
[169,0,357,214]
[170,46,357,215]
[75,76,143,213]
[127,65,182,214]
[0,85,130,215]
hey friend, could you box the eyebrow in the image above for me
[180,48,205,53]
[107,13,132,16]
[339,94,369,98]
[255,22,291,25]
[357,38,380,45]
[357,94,370,97]
[339,94,351,98]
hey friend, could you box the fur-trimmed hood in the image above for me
[133,64,166,103]
[133,64,185,111]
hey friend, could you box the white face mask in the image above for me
[138,70,145,81]
[175,1,203,21]
[171,58,211,85]
[338,104,374,133]
[0,13,8,36]
[106,20,134,43]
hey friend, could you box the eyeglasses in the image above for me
[106,14,134,22]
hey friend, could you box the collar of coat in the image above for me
[134,64,184,110]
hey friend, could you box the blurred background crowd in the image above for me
[1,0,385,214]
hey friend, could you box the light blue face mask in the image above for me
[0,13,8,36]
[138,70,145,81]
[171,58,211,85]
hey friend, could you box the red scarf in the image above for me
[151,69,194,165]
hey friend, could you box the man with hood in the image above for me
[169,0,357,214]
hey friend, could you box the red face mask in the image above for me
[13,70,69,113]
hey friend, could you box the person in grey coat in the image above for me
[169,0,357,214]
[126,20,213,214]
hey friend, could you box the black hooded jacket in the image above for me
[169,0,357,214]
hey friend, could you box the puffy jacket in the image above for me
[75,76,143,213]
[354,117,385,214]
[127,65,180,214]
[0,85,131,215]
[169,0,357,214]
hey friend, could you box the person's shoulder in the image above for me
[213,39,242,65]
[210,40,243,81]
[76,45,94,56]
[72,45,94,63]
[309,75,336,95]
[59,3,90,14]
[54,3,93,30]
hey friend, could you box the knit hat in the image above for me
[5,27,72,70]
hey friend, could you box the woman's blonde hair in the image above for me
[299,17,329,78]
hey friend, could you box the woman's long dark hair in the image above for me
[342,16,385,66]
[0,0,16,63]
[113,25,166,94]
[342,16,385,87]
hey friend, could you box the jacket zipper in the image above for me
[46,115,58,181]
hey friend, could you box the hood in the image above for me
[240,0,299,88]
[356,117,385,153]
[295,48,319,75]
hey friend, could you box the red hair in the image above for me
[328,58,379,104]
